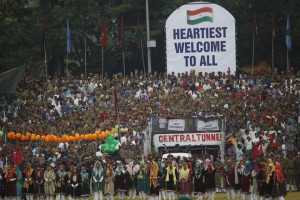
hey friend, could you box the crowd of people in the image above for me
[0,68,300,200]
[0,151,299,200]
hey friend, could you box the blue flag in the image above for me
[67,17,71,54]
[286,15,291,51]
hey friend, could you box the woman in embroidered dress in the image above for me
[193,161,205,200]
[179,162,191,196]
[70,167,80,200]
[204,160,216,200]
[104,163,115,200]
[223,160,235,200]
[148,159,161,200]
[34,164,45,200]
[22,163,35,200]
[234,162,243,200]
[137,163,149,200]
[66,165,73,200]
[165,161,177,200]
[257,163,267,200]
[158,160,166,200]
[117,164,130,200]
[265,159,275,200]
[55,165,67,200]
[44,165,56,200]
[80,167,90,200]
[5,163,17,200]
[241,161,252,200]
[272,162,287,200]
[15,165,23,200]
[92,161,104,200]
[250,162,259,200]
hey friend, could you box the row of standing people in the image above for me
[0,156,288,200]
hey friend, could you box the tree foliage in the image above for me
[0,0,299,75]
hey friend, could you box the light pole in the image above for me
[146,0,151,74]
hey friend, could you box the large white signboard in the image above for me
[167,119,185,131]
[166,2,236,74]
[153,132,222,148]
[197,119,219,131]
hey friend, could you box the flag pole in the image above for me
[44,41,47,78]
[286,48,289,73]
[272,34,274,73]
[66,53,68,77]
[84,35,87,79]
[251,33,255,75]
[102,46,104,79]
[122,52,125,77]
[141,39,146,75]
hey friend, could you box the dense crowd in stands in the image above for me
[0,69,300,200]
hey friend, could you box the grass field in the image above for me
[108,192,300,199]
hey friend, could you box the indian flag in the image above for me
[187,7,213,25]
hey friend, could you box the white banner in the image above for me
[197,120,219,131]
[153,133,222,148]
[166,2,236,74]
[167,119,185,131]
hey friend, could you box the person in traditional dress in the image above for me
[56,165,67,200]
[214,156,223,193]
[241,161,252,200]
[158,160,166,200]
[165,161,177,200]
[257,163,267,200]
[70,167,80,200]
[114,161,122,199]
[149,158,161,200]
[116,164,129,200]
[44,165,56,200]
[250,162,259,200]
[137,163,149,200]
[22,163,35,200]
[223,160,235,200]
[272,162,287,200]
[5,163,17,200]
[92,161,104,200]
[34,164,45,200]
[104,163,115,200]
[80,167,90,200]
[66,165,73,200]
[193,161,205,200]
[204,160,216,200]
[128,161,139,199]
[179,162,191,196]
[15,165,23,200]
[0,168,5,200]
[265,159,275,200]
[234,162,243,200]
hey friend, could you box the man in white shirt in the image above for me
[244,136,253,160]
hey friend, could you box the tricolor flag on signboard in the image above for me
[187,7,213,25]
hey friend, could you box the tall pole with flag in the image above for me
[66,17,71,77]
[137,17,146,74]
[101,17,107,79]
[120,16,125,76]
[252,13,258,75]
[42,18,47,78]
[114,84,122,155]
[271,14,275,72]
[286,14,292,73]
